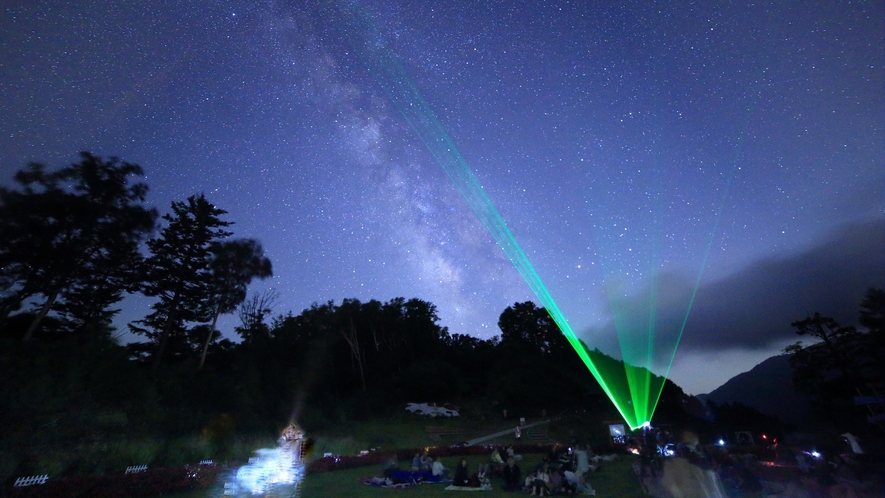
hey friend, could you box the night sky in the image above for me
[1,1,882,394]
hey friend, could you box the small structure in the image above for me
[14,475,48,487]
[607,422,626,445]
[735,431,753,445]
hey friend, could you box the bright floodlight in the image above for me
[224,423,306,496]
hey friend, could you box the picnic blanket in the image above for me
[361,477,414,489]
[361,470,451,489]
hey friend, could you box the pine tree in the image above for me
[132,194,231,370]
[0,152,156,340]
[198,239,273,369]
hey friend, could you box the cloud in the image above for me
[682,217,885,350]
[583,217,885,359]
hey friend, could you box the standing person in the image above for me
[574,445,590,475]
[453,458,470,486]
[502,456,522,492]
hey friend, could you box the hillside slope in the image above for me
[702,354,815,427]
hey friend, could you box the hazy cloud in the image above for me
[583,217,885,360]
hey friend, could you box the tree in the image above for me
[131,194,231,370]
[234,289,279,344]
[787,313,861,384]
[0,153,157,340]
[337,299,367,392]
[198,239,273,369]
[857,288,884,377]
[785,288,885,426]
[497,301,570,356]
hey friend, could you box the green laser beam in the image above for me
[338,1,722,429]
[367,52,643,428]
[645,145,743,422]
[344,37,641,427]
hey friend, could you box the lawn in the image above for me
[159,407,642,497]
[163,453,647,497]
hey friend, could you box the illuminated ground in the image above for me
[161,454,647,498]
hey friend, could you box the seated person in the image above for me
[383,456,399,478]
[476,463,489,478]
[501,456,522,491]
[491,447,505,465]
[549,469,571,495]
[420,451,433,472]
[563,469,595,496]
[530,466,551,496]
[453,459,470,486]
[476,463,491,488]
[431,456,449,477]
[410,452,421,471]
[559,447,576,468]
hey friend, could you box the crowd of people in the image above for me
[409,450,451,478]
[490,444,605,495]
[380,426,879,496]
[393,443,606,495]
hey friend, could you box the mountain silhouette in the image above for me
[701,354,815,427]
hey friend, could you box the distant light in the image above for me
[761,434,767,440]
[640,421,651,429]
[811,451,821,458]
[718,439,725,446]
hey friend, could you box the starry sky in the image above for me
[1,0,882,394]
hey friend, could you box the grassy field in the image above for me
[304,406,624,455]
[165,453,646,497]
[161,406,641,497]
[301,454,645,497]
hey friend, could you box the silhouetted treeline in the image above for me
[0,153,272,359]
[0,154,788,480]
[0,294,696,436]
[785,287,885,430]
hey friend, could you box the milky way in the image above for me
[1,0,882,393]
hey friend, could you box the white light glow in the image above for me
[223,424,306,496]
[234,448,302,494]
